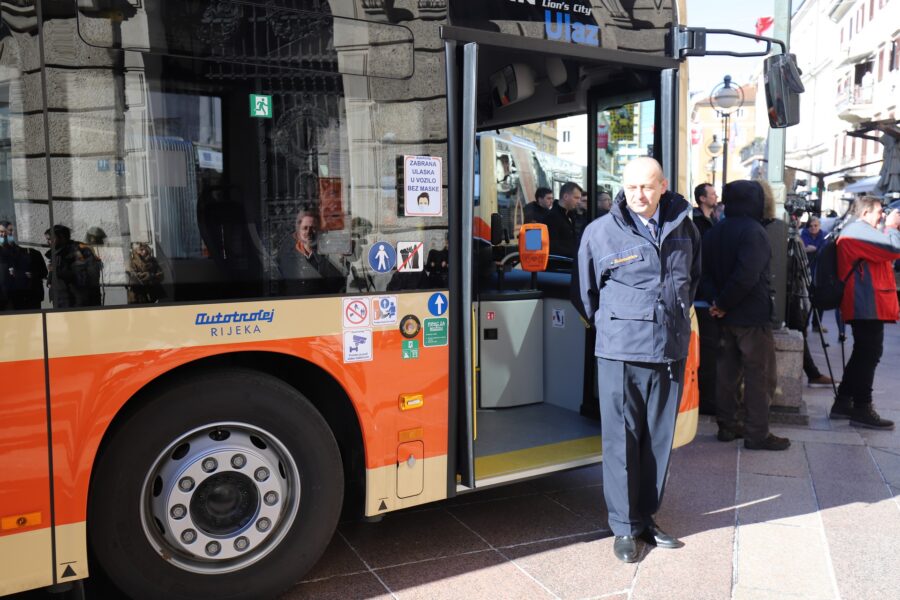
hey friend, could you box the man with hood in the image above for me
[578,157,700,563]
[702,180,790,452]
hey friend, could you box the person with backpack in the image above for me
[828,196,900,429]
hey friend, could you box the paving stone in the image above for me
[818,499,900,600]
[735,522,835,599]
[631,526,734,600]
[503,531,635,599]
[339,508,489,569]
[732,586,833,600]
[768,426,863,446]
[376,550,555,600]
[870,447,900,487]
[739,443,810,478]
[281,572,392,600]
[302,534,368,582]
[856,428,900,449]
[449,493,602,548]
[545,485,609,530]
[737,472,820,529]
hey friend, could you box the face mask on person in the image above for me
[4,234,14,245]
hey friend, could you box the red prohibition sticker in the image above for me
[343,298,370,328]
[486,311,495,321]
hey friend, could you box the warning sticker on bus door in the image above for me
[403,156,442,217]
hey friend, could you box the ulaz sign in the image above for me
[509,0,600,47]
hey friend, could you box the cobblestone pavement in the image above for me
[284,322,900,600]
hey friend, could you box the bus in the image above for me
[0,2,797,598]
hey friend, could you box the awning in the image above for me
[844,175,882,194]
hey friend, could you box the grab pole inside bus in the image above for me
[459,41,478,490]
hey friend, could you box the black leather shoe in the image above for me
[642,523,685,549]
[829,397,853,420]
[613,536,640,563]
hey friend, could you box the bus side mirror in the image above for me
[763,53,804,128]
[490,213,504,246]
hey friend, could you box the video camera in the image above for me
[784,191,820,217]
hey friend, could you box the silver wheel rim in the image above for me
[140,422,300,574]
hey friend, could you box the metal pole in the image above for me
[722,112,729,185]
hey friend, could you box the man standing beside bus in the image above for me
[524,186,553,224]
[578,157,700,563]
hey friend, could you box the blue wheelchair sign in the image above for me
[368,242,396,273]
[428,292,448,316]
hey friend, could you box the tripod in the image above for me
[786,218,840,397]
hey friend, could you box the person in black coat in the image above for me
[701,180,790,451]
[523,186,553,224]
[541,181,582,258]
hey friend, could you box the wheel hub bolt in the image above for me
[264,491,279,506]
[231,454,246,469]
[234,536,250,551]
[206,541,221,556]
[170,504,187,519]
[179,477,195,492]
[181,529,197,544]
[256,517,271,532]
[254,467,269,482]
[202,458,218,473]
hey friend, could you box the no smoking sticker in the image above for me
[342,297,370,328]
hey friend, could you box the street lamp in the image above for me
[709,75,745,185]
[706,135,722,186]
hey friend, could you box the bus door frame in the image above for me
[441,26,681,493]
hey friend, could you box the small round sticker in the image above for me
[399,314,421,339]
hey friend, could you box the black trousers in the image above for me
[716,325,776,443]
[696,307,720,414]
[597,357,683,537]
[837,320,884,405]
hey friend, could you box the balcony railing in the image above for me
[835,83,874,111]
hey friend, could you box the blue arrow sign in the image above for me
[428,292,448,316]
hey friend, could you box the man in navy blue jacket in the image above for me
[701,180,791,451]
[578,157,700,563]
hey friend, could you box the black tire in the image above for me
[88,369,344,600]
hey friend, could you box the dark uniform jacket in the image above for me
[541,201,577,258]
[523,201,550,224]
[691,207,716,239]
[700,180,774,327]
[578,190,701,363]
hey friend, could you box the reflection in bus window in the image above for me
[43,3,448,307]
[596,100,656,195]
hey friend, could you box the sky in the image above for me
[684,0,778,95]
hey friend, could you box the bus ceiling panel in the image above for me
[440,26,679,72]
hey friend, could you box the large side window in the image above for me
[41,1,448,308]
[0,7,49,313]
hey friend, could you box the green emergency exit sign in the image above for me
[249,94,273,118]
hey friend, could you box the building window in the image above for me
[879,49,885,80]
[870,0,875,19]
[562,131,571,143]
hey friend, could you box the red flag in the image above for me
[755,17,774,37]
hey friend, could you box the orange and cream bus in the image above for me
[0,1,799,598]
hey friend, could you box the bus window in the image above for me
[44,2,448,307]
[596,99,656,195]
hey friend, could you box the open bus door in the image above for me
[447,27,687,492]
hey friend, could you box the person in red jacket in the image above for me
[829,196,900,429]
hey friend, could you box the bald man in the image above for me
[577,157,701,563]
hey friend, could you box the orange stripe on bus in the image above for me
[0,358,52,539]
[47,331,449,527]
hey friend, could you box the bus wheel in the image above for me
[88,369,344,600]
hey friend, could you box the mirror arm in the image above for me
[674,26,786,60]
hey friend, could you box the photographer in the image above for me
[829,197,900,430]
